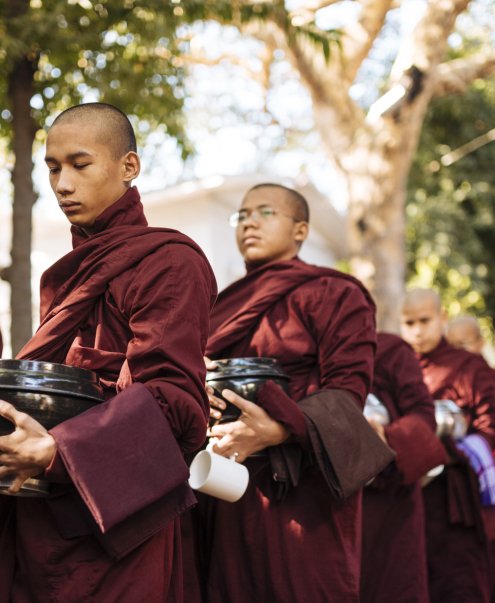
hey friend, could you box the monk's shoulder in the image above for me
[111,229,215,300]
[376,332,411,358]
[375,332,415,376]
[435,343,492,380]
[294,270,369,303]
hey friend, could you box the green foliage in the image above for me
[0,0,189,151]
[0,0,340,151]
[407,76,495,329]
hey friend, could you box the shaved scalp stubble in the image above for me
[447,315,482,337]
[248,183,310,223]
[402,288,442,313]
[51,102,137,159]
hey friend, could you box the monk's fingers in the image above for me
[208,424,229,440]
[0,464,15,479]
[8,474,28,494]
[0,402,43,436]
[210,434,237,457]
[207,386,226,411]
[204,357,218,371]
[0,401,21,427]
[221,389,255,413]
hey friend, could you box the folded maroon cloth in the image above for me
[49,382,190,533]
[385,414,448,485]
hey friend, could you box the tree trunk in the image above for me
[7,55,37,355]
[313,81,433,332]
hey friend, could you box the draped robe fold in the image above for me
[418,338,495,603]
[191,257,378,602]
[361,332,446,603]
[0,187,217,603]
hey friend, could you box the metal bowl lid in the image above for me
[0,359,103,401]
[206,357,289,381]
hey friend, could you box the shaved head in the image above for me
[51,103,137,159]
[247,183,310,223]
[446,316,484,354]
[400,288,446,354]
[402,288,442,313]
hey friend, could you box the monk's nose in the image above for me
[55,168,75,195]
[242,212,261,228]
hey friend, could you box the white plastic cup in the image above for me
[188,444,249,502]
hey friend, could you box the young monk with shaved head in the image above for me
[0,103,216,602]
[401,288,495,603]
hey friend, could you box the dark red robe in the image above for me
[361,333,446,603]
[195,257,378,602]
[0,187,216,603]
[418,338,495,603]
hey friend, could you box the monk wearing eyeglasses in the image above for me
[186,183,394,603]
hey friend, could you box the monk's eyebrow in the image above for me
[44,151,93,163]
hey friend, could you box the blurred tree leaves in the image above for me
[0,0,189,152]
[407,75,495,329]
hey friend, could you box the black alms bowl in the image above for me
[0,360,103,436]
[206,357,290,424]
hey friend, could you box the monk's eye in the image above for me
[259,207,276,218]
[74,163,89,170]
[48,166,60,174]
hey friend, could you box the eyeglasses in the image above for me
[229,205,299,227]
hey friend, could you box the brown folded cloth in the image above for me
[258,382,395,500]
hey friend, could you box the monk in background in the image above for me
[361,332,446,603]
[401,288,495,603]
[0,103,216,602]
[189,183,393,602]
[447,315,486,355]
[447,314,495,368]
[446,313,495,602]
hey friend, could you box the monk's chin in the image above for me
[413,342,437,354]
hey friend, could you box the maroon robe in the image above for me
[196,257,377,602]
[418,338,495,603]
[0,187,216,603]
[361,333,446,603]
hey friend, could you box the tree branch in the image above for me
[342,0,394,81]
[389,0,470,82]
[289,0,341,25]
[432,50,495,97]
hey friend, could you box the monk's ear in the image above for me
[441,309,449,329]
[122,151,140,183]
[294,221,309,245]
